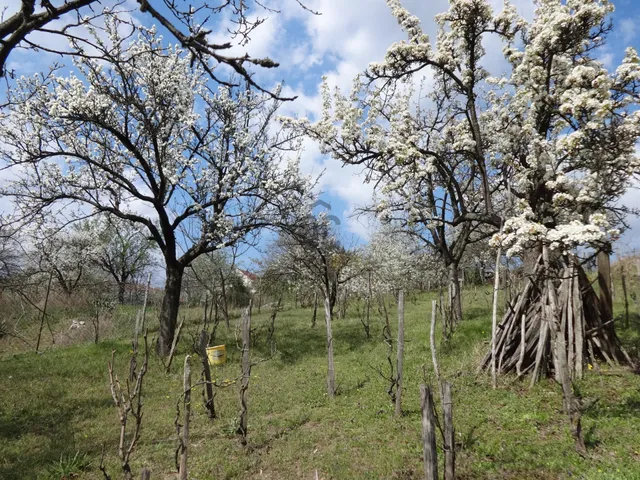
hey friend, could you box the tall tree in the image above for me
[282,0,517,322]
[0,22,312,355]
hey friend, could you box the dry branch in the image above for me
[107,329,149,480]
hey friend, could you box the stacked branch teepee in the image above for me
[481,257,633,383]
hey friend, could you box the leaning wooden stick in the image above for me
[165,315,186,373]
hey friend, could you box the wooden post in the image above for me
[597,249,613,323]
[198,329,216,419]
[312,291,318,328]
[442,381,455,480]
[141,273,151,330]
[621,263,629,328]
[420,385,438,480]
[395,290,405,416]
[544,246,587,457]
[35,272,53,353]
[165,315,185,373]
[491,247,502,388]
[516,313,526,378]
[324,294,336,397]
[237,302,252,444]
[430,300,440,383]
[178,355,191,480]
[140,469,151,480]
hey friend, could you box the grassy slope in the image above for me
[1,288,639,480]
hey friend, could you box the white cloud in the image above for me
[619,18,637,44]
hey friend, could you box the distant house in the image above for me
[236,268,259,293]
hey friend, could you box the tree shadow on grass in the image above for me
[583,394,640,420]
[0,394,113,480]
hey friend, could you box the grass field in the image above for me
[1,287,639,479]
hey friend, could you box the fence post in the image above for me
[443,381,455,480]
[420,384,438,480]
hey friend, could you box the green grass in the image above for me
[1,288,639,479]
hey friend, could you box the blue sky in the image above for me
[2,0,640,267]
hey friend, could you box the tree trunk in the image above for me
[117,281,127,304]
[448,262,462,325]
[324,294,336,397]
[157,263,184,356]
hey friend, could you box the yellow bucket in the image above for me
[206,345,226,366]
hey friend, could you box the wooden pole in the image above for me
[597,249,613,323]
[442,381,455,480]
[199,330,216,419]
[312,291,318,328]
[324,294,336,397]
[430,300,440,383]
[165,315,185,373]
[141,273,151,330]
[395,290,405,416]
[420,384,438,480]
[621,263,630,328]
[178,355,191,480]
[544,246,587,457]
[237,302,252,444]
[491,247,502,388]
[36,271,53,353]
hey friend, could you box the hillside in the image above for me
[1,287,639,480]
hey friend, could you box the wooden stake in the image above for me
[324,294,336,397]
[420,384,438,480]
[35,272,53,353]
[395,290,405,417]
[237,302,252,444]
[141,273,151,330]
[621,264,629,328]
[597,250,613,323]
[198,329,216,419]
[165,315,185,373]
[516,313,526,378]
[178,355,191,480]
[442,381,455,480]
[491,247,502,388]
[430,300,440,384]
[312,291,318,328]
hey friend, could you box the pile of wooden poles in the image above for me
[481,257,633,383]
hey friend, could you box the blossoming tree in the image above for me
[0,23,312,355]
[284,0,639,381]
[0,0,310,99]
[282,0,519,323]
[263,215,360,397]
